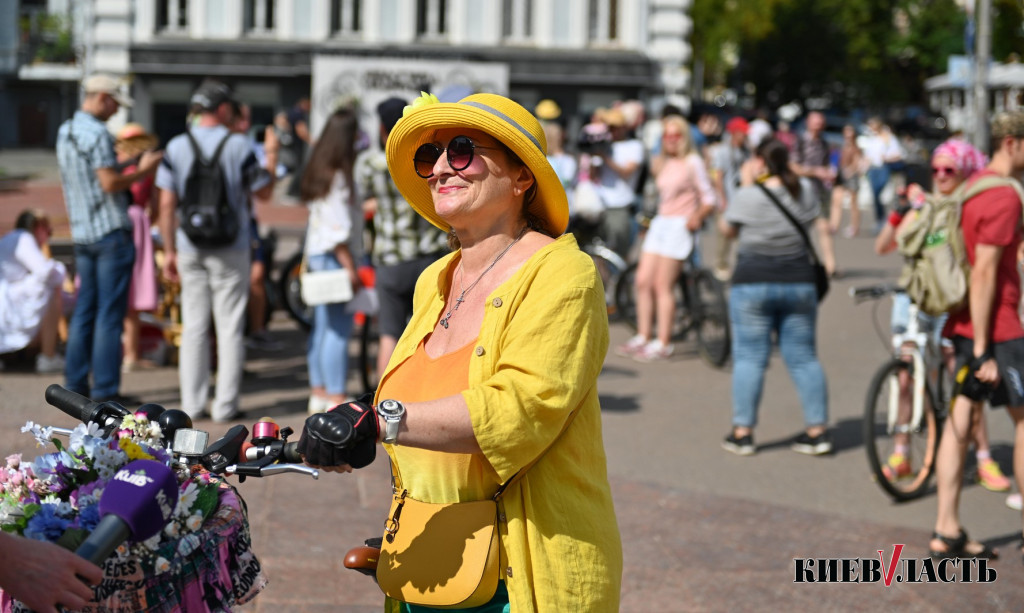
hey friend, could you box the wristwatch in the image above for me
[376,399,406,445]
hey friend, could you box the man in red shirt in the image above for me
[932,111,1024,560]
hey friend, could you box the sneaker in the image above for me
[633,340,674,363]
[712,266,732,282]
[881,453,912,480]
[1006,493,1022,511]
[246,331,283,352]
[977,459,1012,492]
[791,431,833,456]
[615,335,648,358]
[307,395,330,415]
[35,353,65,374]
[722,432,755,456]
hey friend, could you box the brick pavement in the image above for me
[2,151,1023,610]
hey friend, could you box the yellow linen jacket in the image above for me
[378,234,622,612]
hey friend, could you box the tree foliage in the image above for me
[692,0,1022,108]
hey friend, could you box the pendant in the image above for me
[439,315,450,329]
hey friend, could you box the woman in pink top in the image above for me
[617,115,717,361]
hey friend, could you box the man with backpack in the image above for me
[928,111,1024,560]
[156,80,278,422]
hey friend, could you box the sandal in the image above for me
[929,529,998,560]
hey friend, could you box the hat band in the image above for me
[459,101,542,152]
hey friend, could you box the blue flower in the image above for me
[75,503,101,532]
[24,504,71,542]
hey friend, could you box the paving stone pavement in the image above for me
[2,150,1023,611]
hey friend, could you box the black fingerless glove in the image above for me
[955,363,995,402]
[296,400,379,468]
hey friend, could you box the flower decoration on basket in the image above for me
[0,414,221,576]
[1,408,267,612]
[403,91,440,118]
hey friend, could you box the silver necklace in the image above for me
[439,227,528,330]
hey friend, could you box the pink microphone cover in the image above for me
[99,459,178,540]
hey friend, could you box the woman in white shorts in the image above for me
[616,115,717,361]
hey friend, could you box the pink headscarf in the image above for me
[931,139,988,177]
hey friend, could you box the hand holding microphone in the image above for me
[75,459,178,566]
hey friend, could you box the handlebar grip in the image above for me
[344,545,380,576]
[45,384,99,423]
[282,441,302,464]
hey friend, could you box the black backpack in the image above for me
[180,130,238,248]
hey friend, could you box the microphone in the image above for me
[75,459,178,566]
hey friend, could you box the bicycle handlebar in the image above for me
[43,385,316,481]
[849,283,902,303]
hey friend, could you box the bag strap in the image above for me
[756,182,822,267]
[185,129,232,167]
[388,409,580,502]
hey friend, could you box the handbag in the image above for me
[299,255,353,306]
[756,183,830,302]
[376,412,578,608]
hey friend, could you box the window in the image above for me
[587,0,617,45]
[244,0,275,35]
[331,0,362,36]
[416,0,446,39]
[156,0,189,33]
[502,0,532,42]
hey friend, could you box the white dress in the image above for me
[0,230,66,353]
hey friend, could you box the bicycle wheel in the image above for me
[614,263,638,328]
[690,269,730,368]
[588,249,626,320]
[277,252,313,331]
[614,263,690,339]
[357,314,379,396]
[864,359,941,502]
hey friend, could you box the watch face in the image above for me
[379,399,405,418]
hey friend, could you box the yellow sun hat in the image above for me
[385,92,569,236]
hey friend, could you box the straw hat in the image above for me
[116,123,158,157]
[385,92,568,236]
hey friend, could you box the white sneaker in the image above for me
[634,340,674,362]
[1006,493,1022,511]
[615,335,648,358]
[307,395,330,415]
[35,353,65,374]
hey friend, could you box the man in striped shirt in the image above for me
[56,74,162,403]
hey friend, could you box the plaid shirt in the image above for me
[56,111,130,244]
[355,149,448,266]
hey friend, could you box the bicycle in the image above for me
[852,283,950,502]
[568,218,630,320]
[613,254,731,368]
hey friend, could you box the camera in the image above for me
[576,122,613,155]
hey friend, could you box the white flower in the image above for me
[153,556,171,574]
[54,501,75,518]
[176,482,199,518]
[146,423,163,441]
[140,533,162,551]
[21,422,53,447]
[164,520,181,539]
[185,513,203,532]
[68,423,101,452]
[92,445,127,480]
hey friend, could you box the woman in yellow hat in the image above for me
[297,93,622,611]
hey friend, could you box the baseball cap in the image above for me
[377,97,408,133]
[726,117,749,134]
[190,79,235,112]
[82,74,133,108]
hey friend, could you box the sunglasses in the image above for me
[932,166,958,177]
[413,135,504,179]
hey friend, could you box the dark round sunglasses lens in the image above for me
[447,136,475,171]
[414,144,442,178]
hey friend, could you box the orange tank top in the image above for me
[378,336,494,503]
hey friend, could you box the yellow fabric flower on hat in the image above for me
[403,91,440,118]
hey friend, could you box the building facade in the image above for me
[1,0,694,147]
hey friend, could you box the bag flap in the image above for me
[377,497,499,607]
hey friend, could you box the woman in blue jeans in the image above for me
[300,108,364,414]
[717,139,830,456]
